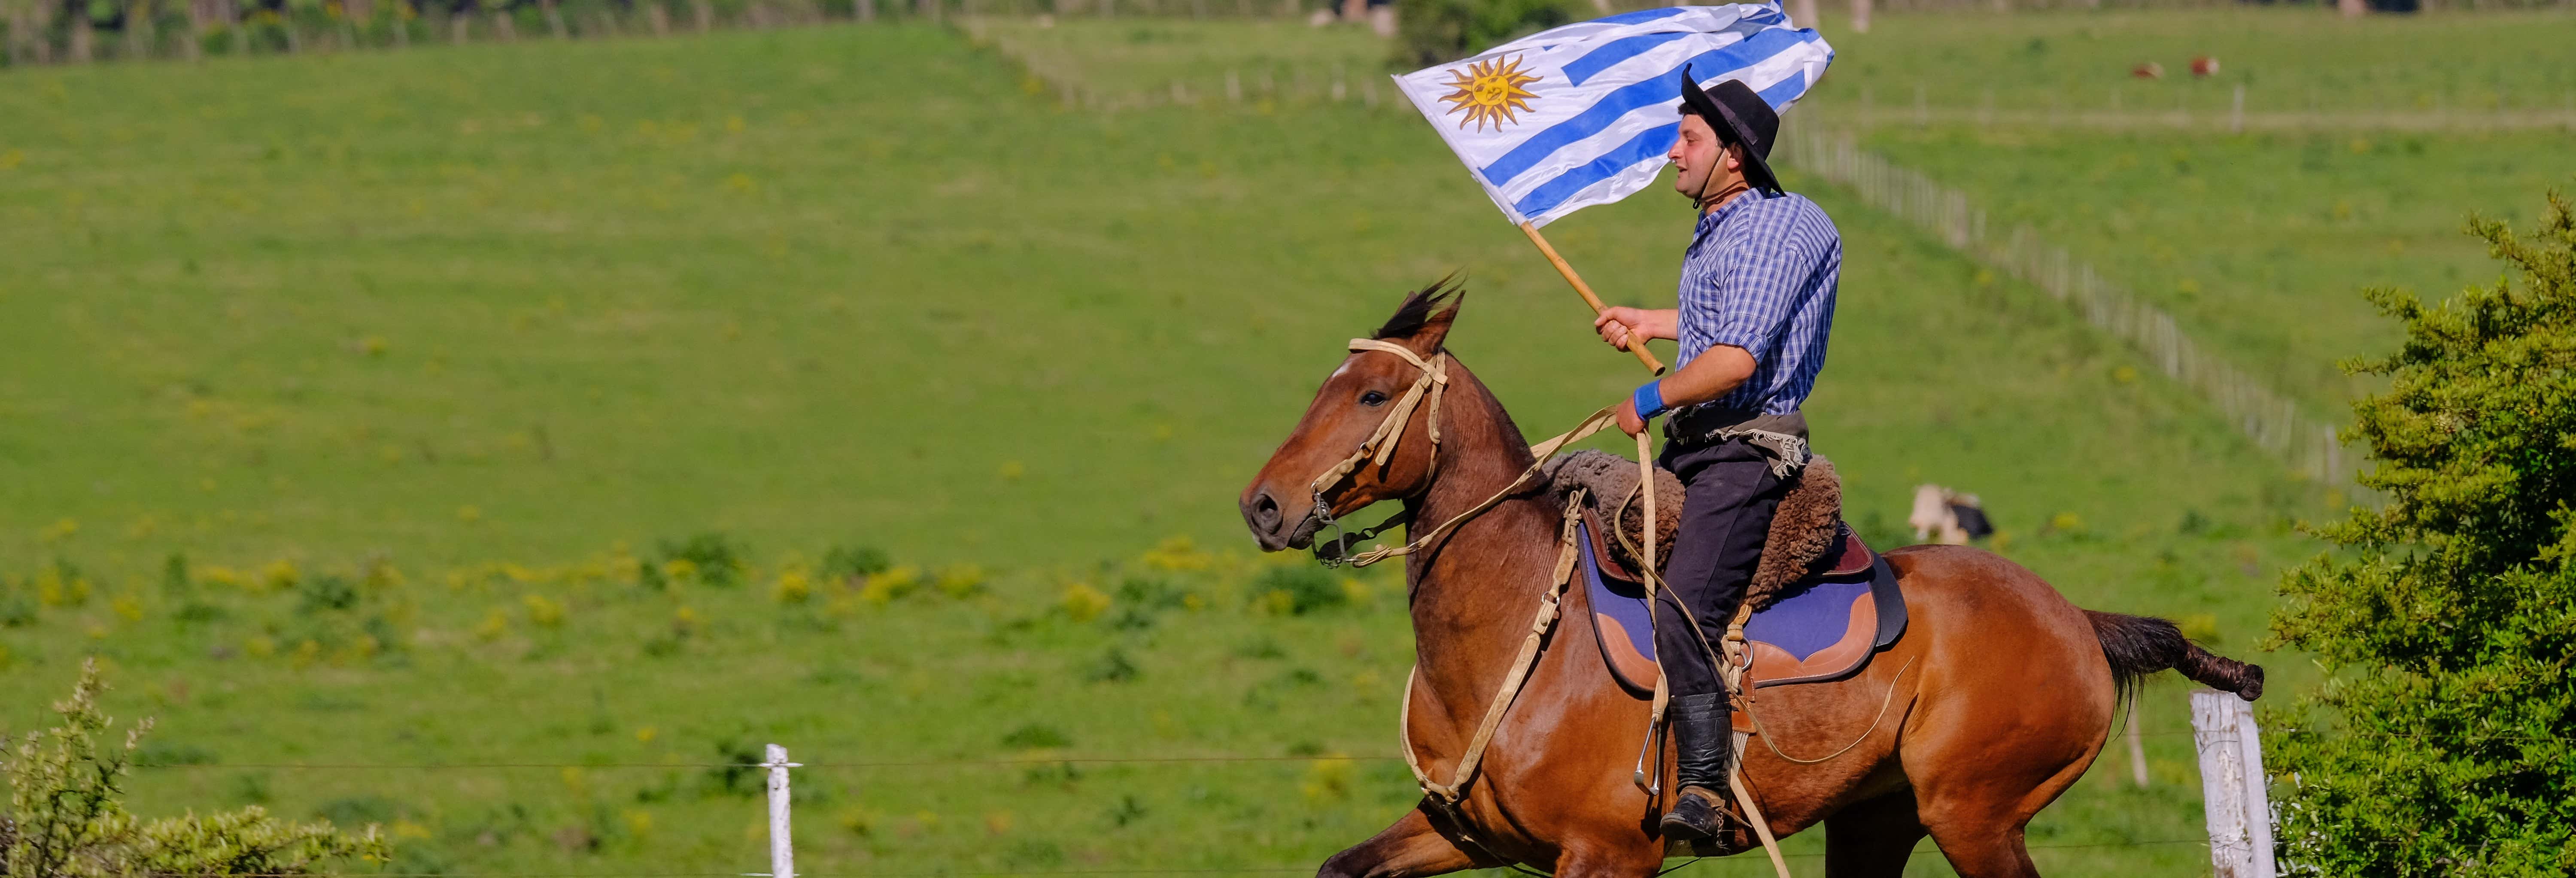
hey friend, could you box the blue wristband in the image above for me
[1631,381,1668,421]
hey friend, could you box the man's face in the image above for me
[1668,113,1741,199]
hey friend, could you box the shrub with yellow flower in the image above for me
[260,559,300,592]
[857,565,920,605]
[522,594,565,629]
[934,564,985,598]
[772,568,813,605]
[661,558,700,585]
[37,517,78,544]
[36,565,90,608]
[110,592,145,623]
[1139,536,1213,572]
[1300,756,1356,803]
[1059,583,1110,622]
[200,566,248,591]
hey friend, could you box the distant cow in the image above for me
[1910,484,1995,545]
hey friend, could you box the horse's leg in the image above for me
[1316,805,1487,878]
[1823,790,1927,878]
[1911,737,2096,878]
[1550,844,1664,878]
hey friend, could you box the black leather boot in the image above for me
[1659,692,1734,841]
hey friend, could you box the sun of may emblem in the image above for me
[1438,55,1542,131]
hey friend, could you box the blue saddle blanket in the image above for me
[1579,520,1904,693]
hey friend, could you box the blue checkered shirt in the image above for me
[1674,190,1841,416]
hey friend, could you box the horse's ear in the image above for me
[1373,274,1467,355]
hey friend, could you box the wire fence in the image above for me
[0,0,1382,69]
[1810,87,2576,133]
[1774,120,2360,492]
[122,726,2567,771]
[111,742,2240,877]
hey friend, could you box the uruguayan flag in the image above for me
[1392,4,1832,228]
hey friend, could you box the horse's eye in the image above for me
[1360,391,1388,407]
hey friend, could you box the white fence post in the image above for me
[765,743,800,878]
[2191,690,2276,878]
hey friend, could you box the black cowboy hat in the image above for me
[1678,66,1782,196]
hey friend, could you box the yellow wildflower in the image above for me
[523,594,565,628]
[37,517,77,543]
[935,565,985,598]
[1301,756,1355,802]
[858,565,919,605]
[1139,536,1212,572]
[1060,583,1110,622]
[662,558,699,584]
[772,568,812,605]
[261,559,299,592]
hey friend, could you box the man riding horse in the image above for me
[1595,73,1841,843]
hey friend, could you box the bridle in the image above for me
[1304,338,1447,567]
[1286,336,1802,878]
[1300,338,1628,569]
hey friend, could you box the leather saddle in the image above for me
[1541,450,1908,700]
[1578,518,1905,696]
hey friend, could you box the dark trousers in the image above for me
[1653,438,1791,699]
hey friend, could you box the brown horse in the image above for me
[1238,284,2263,878]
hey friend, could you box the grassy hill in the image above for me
[0,15,2391,877]
[1804,8,2576,415]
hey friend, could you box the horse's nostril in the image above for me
[1252,493,1282,528]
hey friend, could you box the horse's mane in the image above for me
[1371,273,1466,341]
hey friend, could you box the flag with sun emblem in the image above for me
[1392,3,1832,228]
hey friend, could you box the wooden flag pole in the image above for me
[1519,221,1667,375]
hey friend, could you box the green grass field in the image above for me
[0,10,2478,876]
[1861,124,2573,414]
[1802,7,2576,118]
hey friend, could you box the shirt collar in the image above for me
[1694,188,1776,237]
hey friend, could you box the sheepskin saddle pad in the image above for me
[1540,449,1858,599]
[1540,450,1908,696]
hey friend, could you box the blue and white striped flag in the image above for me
[1392,4,1833,228]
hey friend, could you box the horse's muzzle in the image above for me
[1239,488,1318,552]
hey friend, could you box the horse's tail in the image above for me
[2083,610,2265,702]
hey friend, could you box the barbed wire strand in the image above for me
[196,839,2213,878]
[129,727,2573,772]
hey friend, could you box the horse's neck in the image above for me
[1401,369,1558,729]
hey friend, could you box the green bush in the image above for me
[2269,193,2576,875]
[1393,0,1590,67]
[655,533,746,587]
[820,545,892,583]
[999,723,1072,750]
[1,659,386,876]
[1253,566,1344,616]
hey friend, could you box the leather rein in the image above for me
[1298,339,1793,878]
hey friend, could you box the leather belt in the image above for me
[1664,405,1809,446]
